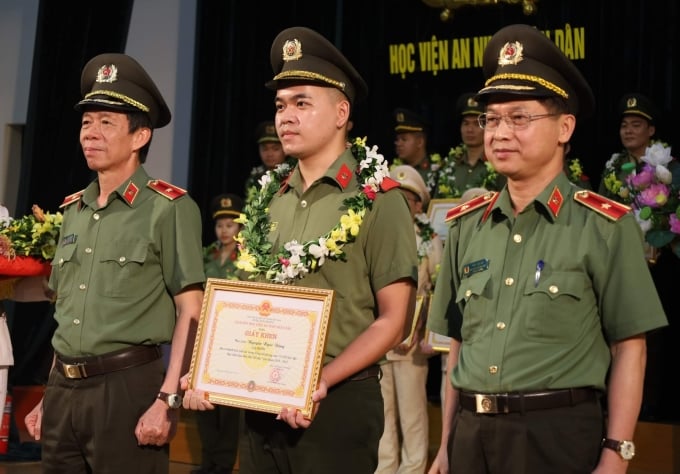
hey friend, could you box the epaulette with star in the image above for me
[445,191,498,222]
[147,179,187,200]
[380,176,401,192]
[573,190,631,221]
[59,190,85,208]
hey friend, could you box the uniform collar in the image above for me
[284,148,359,195]
[82,166,150,209]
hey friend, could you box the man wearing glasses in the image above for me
[427,24,667,474]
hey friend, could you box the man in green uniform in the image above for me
[393,108,440,196]
[427,25,667,474]
[182,26,418,474]
[244,121,294,204]
[23,53,205,473]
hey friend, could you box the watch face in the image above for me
[620,440,635,460]
[167,394,183,409]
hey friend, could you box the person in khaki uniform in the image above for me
[182,26,418,474]
[427,25,667,474]
[23,53,205,473]
[376,165,443,474]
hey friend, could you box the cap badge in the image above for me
[467,97,479,107]
[95,64,118,83]
[397,171,407,180]
[627,97,637,108]
[265,124,276,134]
[396,111,405,123]
[498,41,524,66]
[220,197,232,208]
[282,38,303,62]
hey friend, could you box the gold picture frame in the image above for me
[188,278,334,419]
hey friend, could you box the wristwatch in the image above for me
[601,438,635,460]
[157,391,183,409]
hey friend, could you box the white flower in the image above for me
[415,213,430,225]
[633,209,653,234]
[309,238,329,265]
[642,143,673,167]
[655,164,673,184]
[258,173,272,188]
[0,205,12,226]
[284,240,305,258]
[604,152,620,169]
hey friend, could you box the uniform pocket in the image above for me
[51,244,77,299]
[455,271,491,342]
[97,240,149,297]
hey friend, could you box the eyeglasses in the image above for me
[478,112,557,131]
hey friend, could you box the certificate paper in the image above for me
[425,330,452,352]
[188,279,334,418]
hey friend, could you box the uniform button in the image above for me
[489,365,498,374]
[79,283,86,290]
[85,248,92,254]
[300,200,308,208]
[93,213,100,220]
[59,258,64,264]
[119,256,126,262]
[464,289,472,298]
[73,319,80,325]
[549,285,559,294]
[504,277,514,286]
[513,234,522,243]
[496,322,506,330]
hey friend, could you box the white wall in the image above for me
[0,0,195,212]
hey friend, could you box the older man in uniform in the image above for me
[428,24,667,474]
[24,53,205,473]
[182,26,418,474]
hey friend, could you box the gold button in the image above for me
[119,256,126,262]
[513,234,522,243]
[73,319,80,325]
[93,213,100,220]
[549,285,558,294]
[79,283,86,290]
[300,200,308,208]
[85,248,92,254]
[489,365,498,374]
[496,322,506,330]
[504,277,514,286]
[464,289,472,298]
[59,258,64,264]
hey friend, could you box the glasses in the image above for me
[478,112,557,131]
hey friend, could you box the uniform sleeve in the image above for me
[363,190,418,291]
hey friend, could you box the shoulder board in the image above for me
[59,190,84,208]
[573,190,631,221]
[445,191,497,222]
[147,179,187,200]
[380,176,401,192]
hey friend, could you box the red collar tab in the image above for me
[122,181,140,205]
[547,186,564,218]
[336,163,353,189]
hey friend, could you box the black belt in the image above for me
[348,365,382,381]
[55,345,162,379]
[459,387,600,414]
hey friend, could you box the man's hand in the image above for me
[24,399,43,440]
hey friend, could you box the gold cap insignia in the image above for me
[95,64,118,83]
[498,41,524,66]
[265,124,276,134]
[467,97,479,107]
[396,111,405,122]
[282,38,302,62]
[627,97,637,108]
[220,197,232,208]
[397,171,407,180]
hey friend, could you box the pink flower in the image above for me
[636,183,670,208]
[278,256,289,266]
[363,185,377,200]
[627,164,655,189]
[670,214,680,234]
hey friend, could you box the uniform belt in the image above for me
[348,365,382,381]
[459,387,599,414]
[55,345,162,379]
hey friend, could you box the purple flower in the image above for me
[670,214,680,234]
[627,164,655,189]
[636,183,670,208]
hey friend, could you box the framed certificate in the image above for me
[426,199,460,240]
[188,278,334,419]
[425,329,452,352]
[401,294,425,346]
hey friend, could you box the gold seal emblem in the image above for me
[265,124,276,135]
[627,97,637,108]
[396,111,405,123]
[467,97,479,107]
[498,41,524,66]
[95,64,118,83]
[282,38,302,61]
[220,197,232,208]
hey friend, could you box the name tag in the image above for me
[61,234,77,246]
[462,258,489,277]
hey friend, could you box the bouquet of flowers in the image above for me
[625,143,680,257]
[0,204,63,276]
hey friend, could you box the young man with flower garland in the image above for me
[182,27,418,474]
[427,24,667,474]
[375,165,443,474]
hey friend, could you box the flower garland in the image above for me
[414,213,435,259]
[235,137,390,284]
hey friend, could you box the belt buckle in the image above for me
[62,362,87,379]
[474,394,508,414]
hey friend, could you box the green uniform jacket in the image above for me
[268,149,418,364]
[50,166,206,357]
[428,173,667,392]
